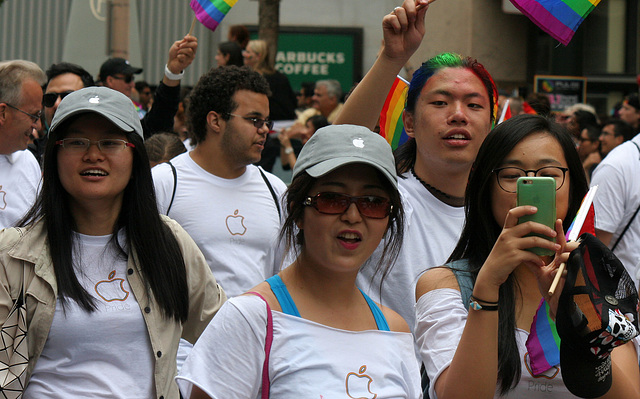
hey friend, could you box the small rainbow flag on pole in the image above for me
[379,75,410,150]
[509,0,601,46]
[525,186,598,375]
[190,0,238,32]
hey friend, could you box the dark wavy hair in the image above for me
[186,65,271,145]
[280,166,404,286]
[395,52,498,174]
[19,113,190,322]
[448,114,588,394]
[45,62,94,88]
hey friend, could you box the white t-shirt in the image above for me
[591,134,640,287]
[24,233,154,399]
[177,295,422,398]
[357,171,466,331]
[152,152,287,298]
[0,150,41,229]
[415,288,640,398]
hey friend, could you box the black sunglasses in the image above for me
[42,91,74,108]
[303,192,393,219]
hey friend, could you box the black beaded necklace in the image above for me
[411,167,465,207]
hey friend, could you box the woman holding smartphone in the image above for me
[415,115,640,398]
[177,125,421,398]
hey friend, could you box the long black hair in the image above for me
[448,114,588,394]
[20,113,190,322]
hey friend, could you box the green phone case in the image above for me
[517,177,556,256]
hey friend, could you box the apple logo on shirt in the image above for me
[226,209,247,236]
[95,270,130,302]
[345,365,377,399]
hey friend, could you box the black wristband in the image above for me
[469,295,499,311]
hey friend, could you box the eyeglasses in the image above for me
[56,138,135,154]
[579,137,597,143]
[303,192,393,219]
[42,91,74,107]
[599,131,616,138]
[111,75,134,84]
[226,113,274,131]
[4,103,42,124]
[492,166,569,193]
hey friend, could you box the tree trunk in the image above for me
[258,0,280,68]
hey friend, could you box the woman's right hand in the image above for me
[477,205,560,291]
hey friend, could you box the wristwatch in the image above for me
[284,147,294,155]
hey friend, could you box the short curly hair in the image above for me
[186,66,271,145]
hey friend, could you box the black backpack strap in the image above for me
[258,167,281,220]
[611,141,640,251]
[166,161,178,216]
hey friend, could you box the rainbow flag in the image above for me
[190,0,238,32]
[525,186,598,374]
[509,0,601,46]
[527,299,561,375]
[379,75,410,150]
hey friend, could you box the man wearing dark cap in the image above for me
[99,34,198,139]
[99,58,142,99]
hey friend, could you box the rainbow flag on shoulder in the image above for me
[190,0,238,32]
[379,75,410,151]
[509,0,601,46]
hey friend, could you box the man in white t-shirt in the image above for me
[0,60,46,228]
[591,131,640,287]
[335,8,498,331]
[152,66,286,298]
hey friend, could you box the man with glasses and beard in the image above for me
[0,60,46,228]
[98,34,198,139]
[152,66,287,300]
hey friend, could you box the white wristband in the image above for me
[164,64,184,80]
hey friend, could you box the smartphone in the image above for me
[516,176,556,256]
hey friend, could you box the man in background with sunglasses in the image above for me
[0,60,46,228]
[98,34,198,139]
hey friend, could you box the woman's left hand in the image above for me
[524,219,578,318]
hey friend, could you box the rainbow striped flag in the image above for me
[509,0,601,46]
[190,0,238,32]
[527,299,561,375]
[379,75,410,150]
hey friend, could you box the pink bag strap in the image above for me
[248,292,273,399]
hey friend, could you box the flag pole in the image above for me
[188,15,197,36]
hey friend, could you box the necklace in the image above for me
[411,167,465,207]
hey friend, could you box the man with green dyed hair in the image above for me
[336,0,497,331]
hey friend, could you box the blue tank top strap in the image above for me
[266,275,301,317]
[359,289,390,331]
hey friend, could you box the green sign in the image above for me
[250,27,363,94]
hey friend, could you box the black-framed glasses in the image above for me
[492,166,569,193]
[226,113,274,131]
[56,138,135,154]
[42,91,74,107]
[303,192,393,219]
[111,75,134,84]
[4,103,42,123]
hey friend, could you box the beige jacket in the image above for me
[0,216,227,399]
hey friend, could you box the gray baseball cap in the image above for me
[292,124,397,188]
[49,86,143,139]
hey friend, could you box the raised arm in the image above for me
[334,0,432,129]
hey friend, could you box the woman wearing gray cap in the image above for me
[0,87,226,398]
[177,125,421,398]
